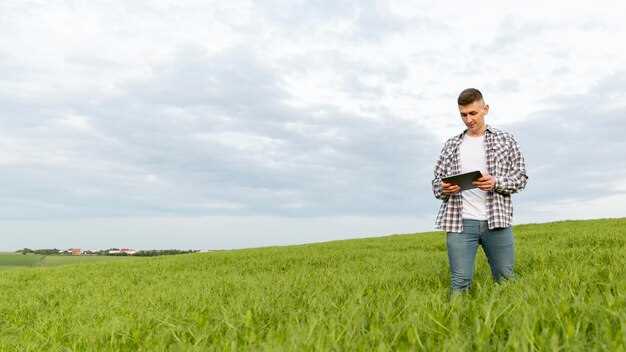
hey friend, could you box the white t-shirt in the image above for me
[460,133,488,220]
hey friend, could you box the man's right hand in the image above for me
[441,181,461,195]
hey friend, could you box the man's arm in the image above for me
[494,136,528,195]
[432,142,451,200]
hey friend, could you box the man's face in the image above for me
[459,100,489,135]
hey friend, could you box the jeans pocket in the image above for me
[462,222,479,234]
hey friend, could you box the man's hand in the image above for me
[473,173,496,191]
[441,181,461,195]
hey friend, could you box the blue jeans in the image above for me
[446,219,515,292]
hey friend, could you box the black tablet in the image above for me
[442,171,483,191]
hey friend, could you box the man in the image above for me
[432,88,528,295]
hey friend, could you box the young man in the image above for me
[432,88,528,294]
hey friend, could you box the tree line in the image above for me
[15,248,200,256]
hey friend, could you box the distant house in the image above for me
[108,248,137,255]
[70,248,81,256]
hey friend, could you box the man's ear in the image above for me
[484,104,490,113]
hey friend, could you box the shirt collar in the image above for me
[456,124,494,139]
[452,124,493,147]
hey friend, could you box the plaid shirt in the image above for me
[432,125,528,233]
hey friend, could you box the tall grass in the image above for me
[0,218,624,351]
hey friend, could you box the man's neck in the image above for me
[466,128,486,137]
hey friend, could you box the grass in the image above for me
[0,218,624,351]
[0,254,44,268]
[0,254,134,269]
[41,255,135,266]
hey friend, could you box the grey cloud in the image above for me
[1,45,440,220]
[5,46,624,224]
[477,16,555,53]
[486,79,520,93]
[277,48,412,109]
[551,66,571,76]
[507,71,626,205]
[258,0,356,29]
[579,19,608,32]
[257,0,448,42]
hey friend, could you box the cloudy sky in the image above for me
[1,1,625,250]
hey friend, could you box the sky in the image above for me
[1,1,625,250]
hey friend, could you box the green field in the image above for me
[0,253,134,269]
[0,218,624,351]
[0,253,44,268]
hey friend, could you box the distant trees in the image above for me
[15,248,60,255]
[98,249,199,256]
[35,248,61,255]
[14,248,200,257]
[133,249,199,257]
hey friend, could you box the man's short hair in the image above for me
[457,88,484,106]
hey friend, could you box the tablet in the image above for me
[442,170,482,191]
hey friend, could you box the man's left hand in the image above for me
[473,173,496,191]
